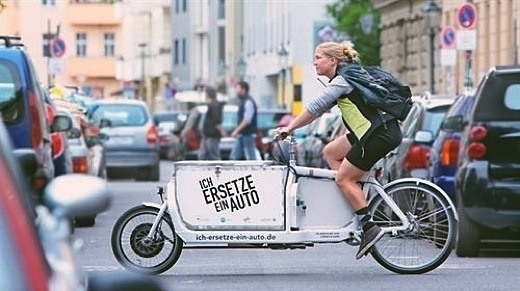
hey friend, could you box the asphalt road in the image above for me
[75,161,520,291]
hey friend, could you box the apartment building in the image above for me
[0,0,172,112]
[170,0,244,97]
[242,0,337,112]
[374,0,520,95]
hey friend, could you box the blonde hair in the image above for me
[316,41,359,64]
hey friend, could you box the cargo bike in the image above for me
[110,136,458,275]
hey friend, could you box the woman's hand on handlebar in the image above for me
[273,127,291,140]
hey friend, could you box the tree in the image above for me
[326,0,381,66]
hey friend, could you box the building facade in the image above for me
[0,0,172,112]
[170,0,244,98]
[242,0,337,112]
[374,0,520,96]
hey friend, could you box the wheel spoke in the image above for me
[370,182,456,274]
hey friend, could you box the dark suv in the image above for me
[0,35,70,196]
[428,91,475,202]
[455,65,520,257]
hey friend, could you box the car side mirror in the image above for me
[414,130,434,144]
[44,174,110,219]
[67,127,82,139]
[52,115,72,132]
[99,118,112,128]
[440,115,465,132]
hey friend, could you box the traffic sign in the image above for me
[457,29,477,50]
[457,2,478,29]
[49,58,65,75]
[50,37,66,58]
[440,26,457,48]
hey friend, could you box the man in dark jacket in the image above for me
[198,86,226,160]
[230,81,258,160]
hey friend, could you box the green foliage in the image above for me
[326,0,381,66]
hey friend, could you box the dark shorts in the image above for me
[346,119,402,171]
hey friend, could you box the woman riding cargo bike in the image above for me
[110,40,458,275]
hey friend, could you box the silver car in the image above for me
[90,99,160,181]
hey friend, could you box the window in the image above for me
[0,61,23,125]
[75,33,87,57]
[174,39,179,65]
[182,38,186,65]
[175,0,179,13]
[504,84,520,110]
[104,33,115,57]
[182,0,187,12]
[218,0,225,19]
[42,0,56,6]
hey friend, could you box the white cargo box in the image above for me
[170,161,287,231]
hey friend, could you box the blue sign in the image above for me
[457,3,477,29]
[50,37,66,58]
[441,26,456,48]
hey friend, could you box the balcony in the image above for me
[67,1,121,26]
[67,57,116,78]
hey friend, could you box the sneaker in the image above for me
[355,225,384,260]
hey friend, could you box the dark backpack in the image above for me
[338,63,413,121]
[360,66,413,121]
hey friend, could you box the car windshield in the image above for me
[422,105,451,136]
[0,61,24,125]
[91,104,148,127]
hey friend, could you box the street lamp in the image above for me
[236,56,246,81]
[139,42,147,101]
[422,0,441,94]
[277,43,289,108]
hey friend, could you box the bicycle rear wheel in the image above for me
[369,180,457,274]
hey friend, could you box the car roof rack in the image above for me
[0,35,22,48]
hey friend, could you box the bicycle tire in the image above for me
[110,205,183,275]
[369,180,456,274]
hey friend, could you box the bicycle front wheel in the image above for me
[369,180,457,274]
[111,205,183,275]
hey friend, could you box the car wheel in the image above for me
[456,206,480,257]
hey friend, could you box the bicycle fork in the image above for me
[144,201,169,241]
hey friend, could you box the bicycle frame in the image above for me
[144,160,411,247]
[113,136,458,275]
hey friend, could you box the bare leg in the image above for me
[335,158,368,211]
[322,135,351,171]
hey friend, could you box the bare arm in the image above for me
[283,109,316,133]
[275,76,352,138]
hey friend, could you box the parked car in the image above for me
[428,91,476,202]
[89,99,160,181]
[455,65,520,257]
[382,95,455,183]
[153,110,187,160]
[43,90,73,177]
[53,96,109,179]
[181,104,269,160]
[0,35,72,197]
[0,119,164,291]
